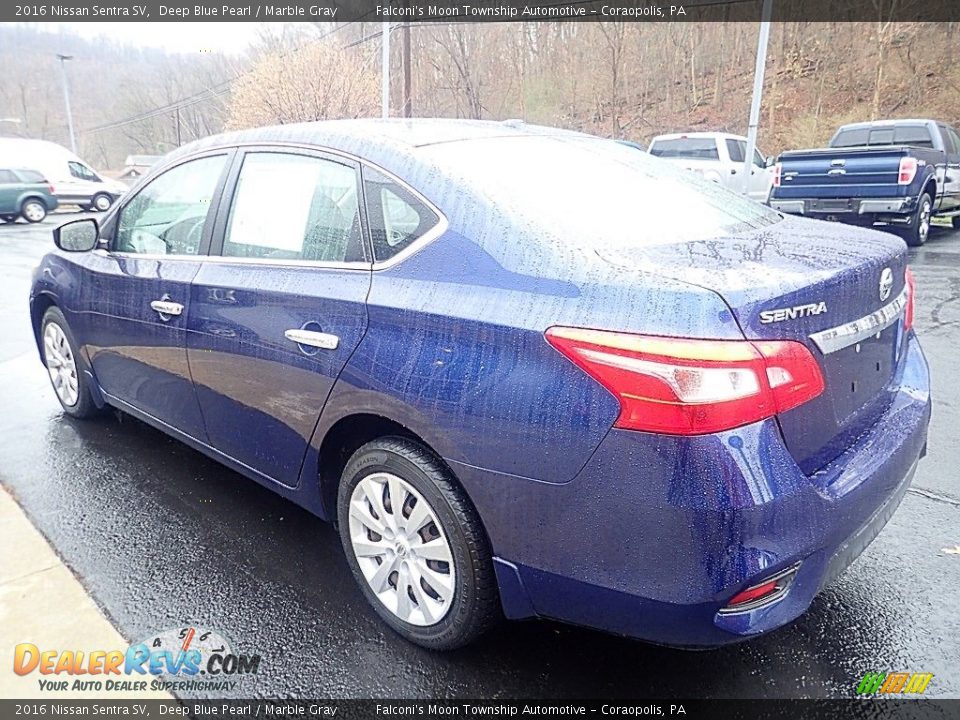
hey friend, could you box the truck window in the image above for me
[892,126,934,147]
[832,125,933,148]
[725,139,745,163]
[68,161,100,182]
[648,138,719,160]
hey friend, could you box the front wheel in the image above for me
[91,193,113,212]
[337,437,500,650]
[20,199,47,223]
[902,193,932,247]
[40,307,100,418]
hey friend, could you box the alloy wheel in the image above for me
[23,202,45,222]
[347,472,456,626]
[94,195,111,211]
[43,322,79,407]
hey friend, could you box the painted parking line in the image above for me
[0,485,172,699]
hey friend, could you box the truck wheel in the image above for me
[902,193,932,247]
[91,193,113,212]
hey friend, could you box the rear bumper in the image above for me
[771,197,915,218]
[454,332,931,646]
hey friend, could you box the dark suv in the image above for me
[0,168,59,223]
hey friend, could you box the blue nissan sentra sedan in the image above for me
[30,120,930,650]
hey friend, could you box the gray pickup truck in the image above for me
[769,119,960,246]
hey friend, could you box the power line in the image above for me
[79,19,369,136]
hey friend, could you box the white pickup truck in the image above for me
[647,132,776,203]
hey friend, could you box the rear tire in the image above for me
[40,307,100,419]
[902,192,932,247]
[20,199,47,223]
[337,437,500,650]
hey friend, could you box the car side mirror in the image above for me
[765,155,775,168]
[54,218,99,252]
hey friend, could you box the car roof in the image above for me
[172,118,588,157]
[836,119,936,130]
[650,132,746,142]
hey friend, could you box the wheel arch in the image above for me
[314,411,487,543]
[30,292,58,355]
[19,194,49,212]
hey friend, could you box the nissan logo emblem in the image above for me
[879,267,894,302]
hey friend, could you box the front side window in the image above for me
[222,153,363,264]
[116,155,227,256]
[363,167,440,262]
[68,161,99,182]
[725,139,745,163]
[0,169,16,184]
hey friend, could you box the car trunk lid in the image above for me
[597,216,910,475]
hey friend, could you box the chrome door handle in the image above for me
[284,329,339,350]
[150,299,183,317]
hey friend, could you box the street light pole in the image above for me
[56,54,77,154]
[742,0,772,196]
[381,21,391,119]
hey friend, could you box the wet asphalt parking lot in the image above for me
[1,212,959,699]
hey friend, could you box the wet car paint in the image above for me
[3,217,960,697]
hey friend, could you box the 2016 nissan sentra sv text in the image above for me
[29,119,930,650]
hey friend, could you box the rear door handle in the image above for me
[150,299,184,318]
[827,168,846,176]
[284,329,339,351]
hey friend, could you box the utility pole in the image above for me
[175,106,182,147]
[742,0,772,196]
[56,54,77,154]
[743,0,773,195]
[402,20,412,118]
[381,21,391,119]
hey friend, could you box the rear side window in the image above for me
[116,154,227,256]
[15,169,45,183]
[223,152,364,264]
[649,138,719,160]
[0,169,16,183]
[362,167,440,262]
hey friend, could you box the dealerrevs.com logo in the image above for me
[13,626,261,693]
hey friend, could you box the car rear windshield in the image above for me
[831,125,934,148]
[420,135,781,248]
[648,138,720,160]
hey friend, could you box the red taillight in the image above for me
[545,328,825,436]
[772,162,782,187]
[898,157,917,185]
[48,184,55,194]
[904,267,915,331]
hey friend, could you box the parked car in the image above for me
[30,120,930,650]
[0,139,126,212]
[0,167,58,223]
[647,131,775,202]
[769,119,960,246]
